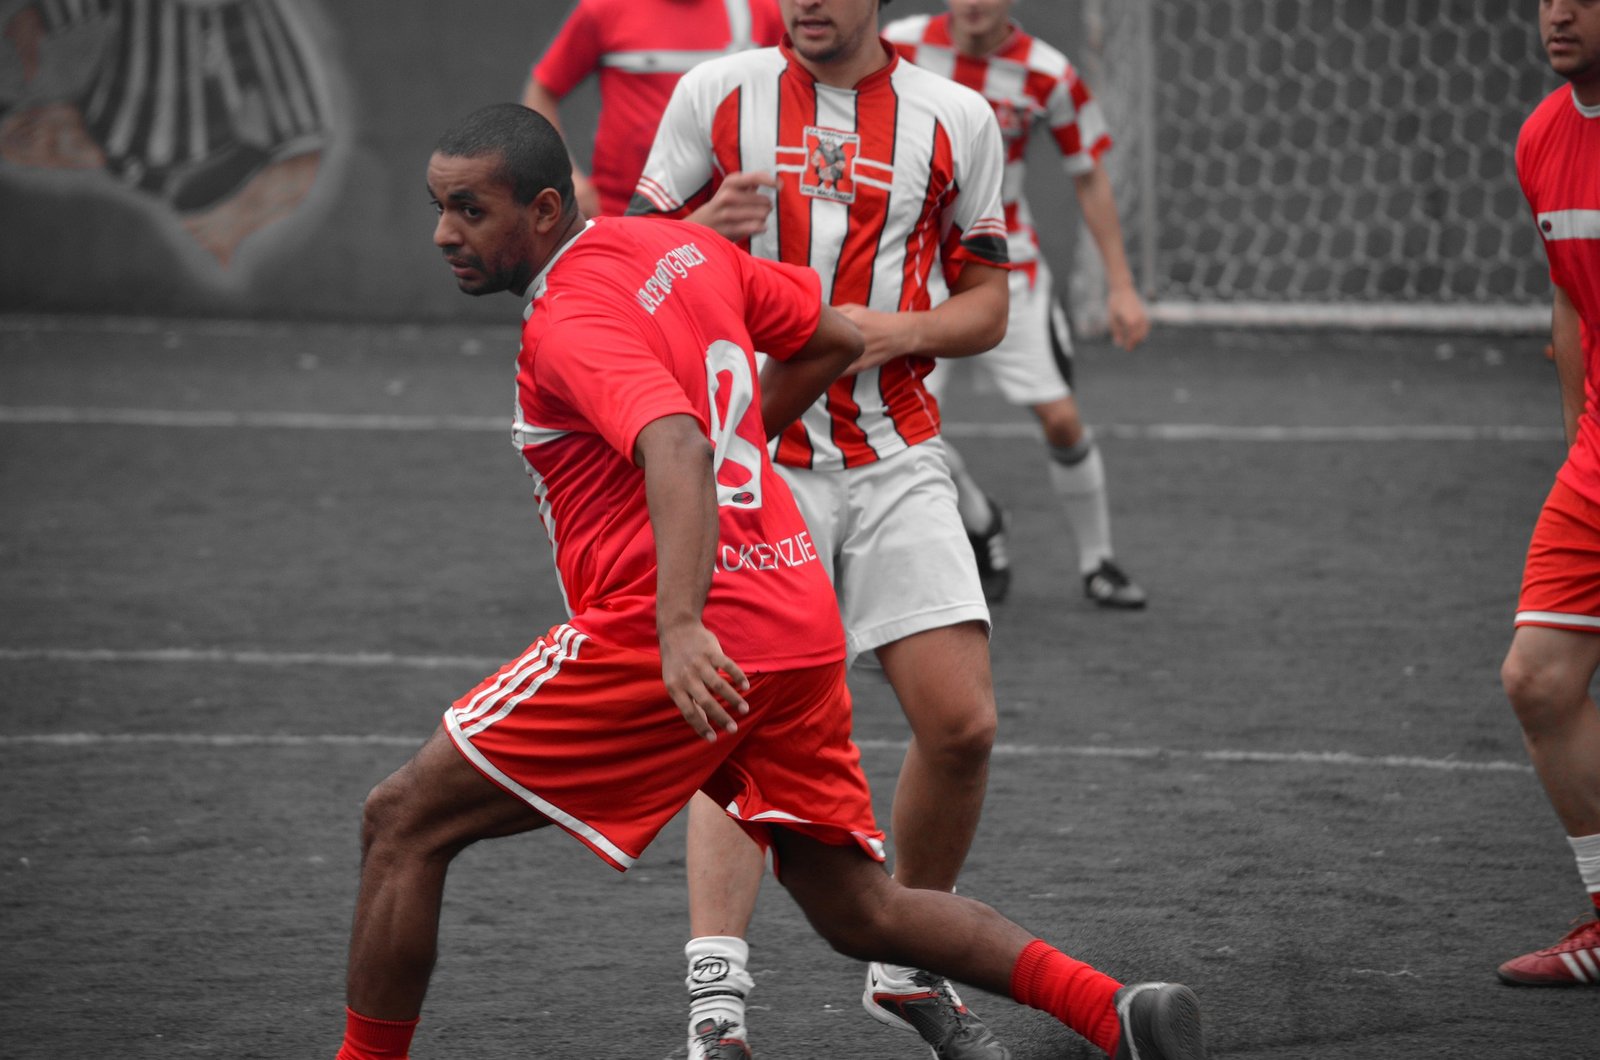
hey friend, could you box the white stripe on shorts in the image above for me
[453,625,586,736]
[1515,610,1600,630]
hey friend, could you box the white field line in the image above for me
[0,405,1562,442]
[0,646,501,669]
[0,731,1532,774]
[0,647,1532,774]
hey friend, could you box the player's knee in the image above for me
[919,707,996,773]
[359,771,431,855]
[808,894,893,961]
[1501,653,1580,734]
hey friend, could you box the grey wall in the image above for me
[0,0,1083,323]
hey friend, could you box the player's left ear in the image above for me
[530,185,567,233]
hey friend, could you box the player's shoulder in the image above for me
[1517,86,1578,163]
[1006,23,1075,81]
[891,54,993,119]
[684,43,786,86]
[881,13,935,45]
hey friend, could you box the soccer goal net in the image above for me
[1069,0,1559,334]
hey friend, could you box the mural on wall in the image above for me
[0,0,341,274]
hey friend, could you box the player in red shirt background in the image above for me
[328,102,1208,1060]
[883,0,1150,610]
[1497,0,1600,988]
[521,0,783,217]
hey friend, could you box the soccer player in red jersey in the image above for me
[522,0,783,217]
[883,0,1149,609]
[330,102,1206,1060]
[1497,0,1600,989]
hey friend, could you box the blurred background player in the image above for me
[630,0,1019,1055]
[521,0,782,217]
[884,0,1149,609]
[1496,0,1600,988]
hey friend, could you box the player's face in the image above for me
[427,152,537,298]
[947,0,1013,43]
[782,0,880,67]
[1541,0,1600,86]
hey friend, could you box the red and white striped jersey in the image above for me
[631,39,1010,471]
[882,12,1111,271]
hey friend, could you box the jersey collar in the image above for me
[1572,85,1600,120]
[779,35,899,91]
[526,218,596,307]
[932,11,1025,61]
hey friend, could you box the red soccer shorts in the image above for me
[1516,478,1600,633]
[444,623,885,871]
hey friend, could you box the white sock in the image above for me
[942,442,994,533]
[686,936,754,1037]
[1570,832,1600,894]
[1047,436,1113,574]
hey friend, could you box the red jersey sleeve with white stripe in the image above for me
[1517,86,1600,508]
[515,217,843,669]
[532,1,603,97]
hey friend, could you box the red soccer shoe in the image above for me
[1497,918,1600,986]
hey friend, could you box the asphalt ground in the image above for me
[2,316,1597,1057]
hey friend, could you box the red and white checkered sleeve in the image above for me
[1046,62,1112,176]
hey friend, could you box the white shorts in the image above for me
[776,437,990,662]
[926,258,1074,408]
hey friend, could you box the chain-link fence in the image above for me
[1071,0,1558,332]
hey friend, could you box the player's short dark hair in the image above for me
[433,103,575,211]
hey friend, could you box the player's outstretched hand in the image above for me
[1107,286,1151,351]
[660,622,750,741]
[696,170,777,241]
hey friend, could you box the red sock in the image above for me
[1009,939,1124,1056]
[336,1007,418,1060]
[1590,891,1600,916]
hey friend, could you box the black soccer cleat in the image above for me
[1084,558,1146,610]
[1111,982,1206,1060]
[863,964,1011,1060]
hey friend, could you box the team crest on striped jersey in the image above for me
[802,126,859,203]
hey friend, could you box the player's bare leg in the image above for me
[684,791,763,1055]
[864,621,1009,1058]
[876,621,996,891]
[1497,625,1600,985]
[773,829,1207,1060]
[338,727,551,1056]
[1502,626,1600,835]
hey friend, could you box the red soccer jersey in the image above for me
[883,12,1111,273]
[632,39,1010,471]
[1518,86,1600,505]
[514,216,844,670]
[532,0,783,216]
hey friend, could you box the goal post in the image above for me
[1070,0,1557,335]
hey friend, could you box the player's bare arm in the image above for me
[1072,161,1150,351]
[685,170,777,241]
[636,413,750,741]
[837,261,1008,373]
[759,303,866,433]
[521,80,601,219]
[1551,285,1586,447]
